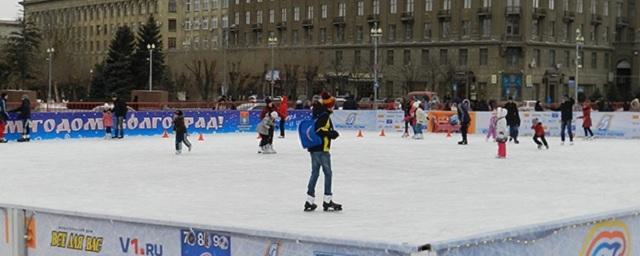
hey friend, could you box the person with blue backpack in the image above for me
[299,92,342,212]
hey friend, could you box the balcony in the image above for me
[367,14,380,24]
[276,22,287,30]
[437,10,451,20]
[503,34,523,42]
[332,16,346,26]
[477,7,491,17]
[401,12,414,22]
[250,23,263,31]
[616,17,630,28]
[227,24,239,32]
[302,19,313,28]
[591,14,602,25]
[563,11,575,23]
[532,8,546,19]
[505,6,521,16]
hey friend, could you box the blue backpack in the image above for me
[298,119,323,149]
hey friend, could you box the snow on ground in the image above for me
[0,132,638,247]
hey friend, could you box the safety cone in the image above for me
[379,129,386,137]
[198,133,205,141]
[162,130,169,138]
[357,130,364,138]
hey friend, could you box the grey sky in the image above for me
[0,1,22,20]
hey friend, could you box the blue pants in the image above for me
[509,125,519,141]
[113,116,125,138]
[175,131,191,151]
[413,123,423,134]
[561,120,573,142]
[307,152,332,197]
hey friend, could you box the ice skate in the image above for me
[175,150,182,155]
[304,201,317,212]
[258,145,265,154]
[458,140,467,145]
[188,144,192,152]
[323,200,342,211]
[0,138,7,143]
[402,132,409,138]
[537,145,543,150]
[545,145,549,150]
[278,136,285,139]
[17,136,30,143]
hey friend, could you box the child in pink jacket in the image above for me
[103,108,113,139]
[485,110,497,142]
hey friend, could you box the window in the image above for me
[423,23,432,40]
[461,21,470,37]
[358,1,364,16]
[549,0,554,9]
[479,48,488,66]
[443,0,451,10]
[564,50,571,67]
[320,28,327,43]
[459,49,468,66]
[616,2,623,17]
[481,19,491,37]
[222,0,229,8]
[464,0,471,9]
[388,24,396,41]
[336,26,345,42]
[222,15,229,28]
[339,2,347,17]
[563,0,569,11]
[404,23,413,40]
[186,0,191,12]
[321,4,328,18]
[550,21,556,37]
[212,17,218,29]
[292,29,299,44]
[390,0,397,14]
[194,0,200,11]
[533,49,541,68]
[356,26,364,42]
[269,9,275,23]
[294,7,300,21]
[335,50,343,67]
[212,0,219,9]
[245,11,250,24]
[577,0,583,13]
[373,0,380,14]
[168,37,177,49]
[439,49,448,65]
[549,49,556,66]
[506,17,520,35]
[234,12,239,25]
[387,50,395,65]
[604,52,610,68]
[591,0,596,14]
[604,1,608,16]
[355,50,361,67]
[441,21,450,38]
[483,0,491,7]
[506,48,520,66]
[169,0,177,13]
[307,6,314,19]
[406,0,414,12]
[425,0,432,11]
[591,52,597,69]
[281,8,287,22]
[202,18,209,30]
[204,0,209,10]
[533,0,539,8]
[403,49,411,65]
[421,49,430,65]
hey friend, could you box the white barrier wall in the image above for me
[0,209,9,256]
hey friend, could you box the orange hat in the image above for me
[320,92,335,110]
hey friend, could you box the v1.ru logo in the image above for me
[119,237,164,256]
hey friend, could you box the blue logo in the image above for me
[181,229,230,256]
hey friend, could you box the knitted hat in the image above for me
[320,92,335,110]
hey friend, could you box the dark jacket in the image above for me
[10,98,31,120]
[504,101,520,126]
[343,98,358,110]
[457,100,471,125]
[173,115,187,134]
[535,102,544,111]
[308,104,338,153]
[113,99,128,117]
[560,98,575,121]
[0,97,8,121]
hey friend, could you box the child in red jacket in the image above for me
[531,118,549,150]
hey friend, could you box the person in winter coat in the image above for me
[305,93,341,212]
[342,96,358,110]
[531,118,549,150]
[560,95,575,145]
[457,99,471,145]
[413,102,428,140]
[278,96,288,138]
[578,100,594,139]
[257,111,278,154]
[172,110,192,154]
[535,101,544,111]
[402,98,413,138]
[485,109,497,142]
[102,108,113,139]
[504,97,521,144]
[112,95,128,139]
[496,107,509,158]
[0,93,8,143]
[630,98,640,112]
[9,94,31,142]
[260,97,276,145]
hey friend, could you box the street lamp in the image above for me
[46,48,55,103]
[370,23,383,102]
[147,43,156,91]
[575,28,585,107]
[268,35,278,98]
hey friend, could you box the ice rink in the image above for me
[0,132,638,249]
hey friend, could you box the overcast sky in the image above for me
[0,1,22,20]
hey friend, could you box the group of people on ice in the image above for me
[0,93,32,143]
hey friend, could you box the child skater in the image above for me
[485,109,497,142]
[531,118,549,150]
[258,111,278,154]
[578,101,594,140]
[102,108,113,139]
[495,107,508,158]
[173,110,192,155]
[414,102,428,139]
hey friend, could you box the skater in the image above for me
[457,99,471,145]
[402,98,412,138]
[261,97,277,148]
[578,100,594,139]
[495,107,508,158]
[404,101,418,139]
[278,96,288,138]
[305,93,341,212]
[504,97,520,144]
[112,95,128,139]
[414,102,428,140]
[531,118,549,150]
[257,111,278,154]
[485,109,497,142]
[9,95,31,142]
[172,110,192,154]
[0,93,8,143]
[560,95,575,145]
[102,108,113,139]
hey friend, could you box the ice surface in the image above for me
[0,132,638,248]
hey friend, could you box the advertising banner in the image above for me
[331,111,377,130]
[0,208,9,256]
[427,111,476,134]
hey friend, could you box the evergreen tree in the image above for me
[3,19,41,90]
[133,15,166,91]
[103,26,136,99]
[89,63,107,99]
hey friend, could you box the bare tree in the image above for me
[185,59,217,100]
[302,65,319,98]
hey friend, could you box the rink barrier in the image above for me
[3,110,640,140]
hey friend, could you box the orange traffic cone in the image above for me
[162,130,169,138]
[379,129,386,137]
[357,130,364,138]
[198,133,205,141]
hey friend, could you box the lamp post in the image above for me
[575,28,584,107]
[147,44,156,91]
[268,35,278,98]
[46,48,55,103]
[370,23,383,102]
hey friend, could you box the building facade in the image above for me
[22,0,640,102]
[0,20,20,46]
